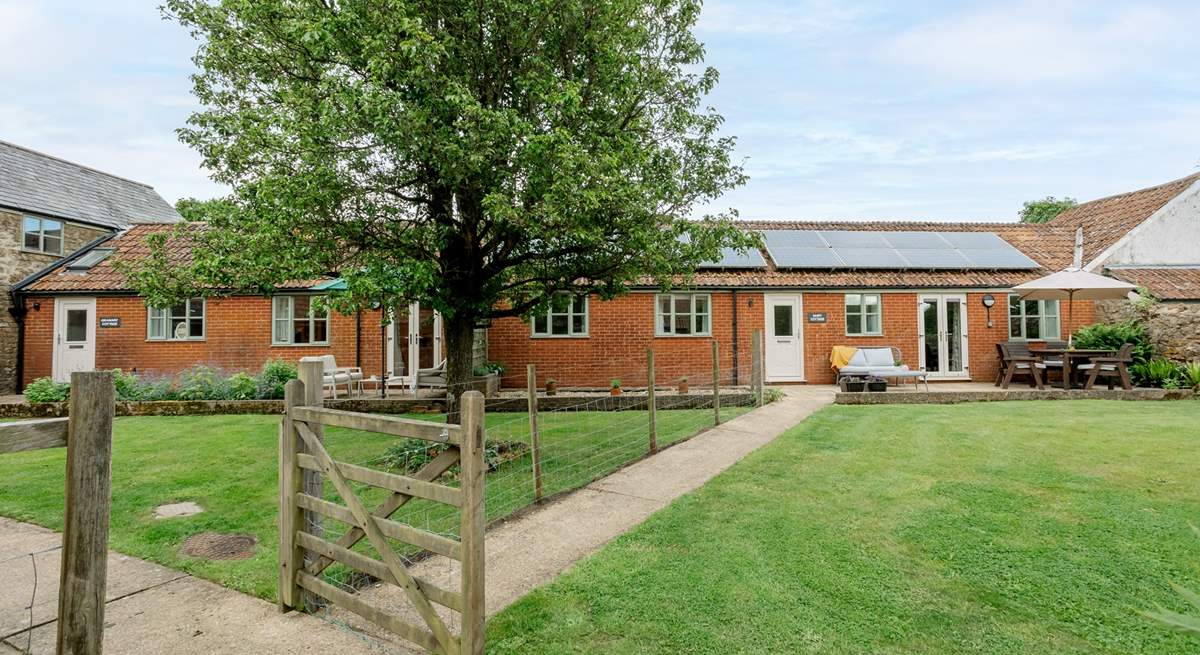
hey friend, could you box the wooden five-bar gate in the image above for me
[278,358,486,655]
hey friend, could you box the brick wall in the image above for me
[488,291,765,389]
[22,295,390,385]
[1,210,111,392]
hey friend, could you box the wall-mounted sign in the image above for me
[99,317,122,328]
[807,312,828,323]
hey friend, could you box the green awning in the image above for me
[311,278,347,291]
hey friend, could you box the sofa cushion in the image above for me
[846,349,869,367]
[863,348,895,367]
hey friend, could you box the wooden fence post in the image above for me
[711,340,721,426]
[56,371,114,655]
[751,330,764,406]
[297,357,325,609]
[278,378,305,611]
[526,364,543,502]
[647,348,657,454]
[459,391,487,655]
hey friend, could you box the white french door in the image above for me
[53,297,96,382]
[764,294,805,382]
[918,294,969,378]
[385,303,443,389]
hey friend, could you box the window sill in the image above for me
[20,247,63,257]
[654,333,713,338]
[271,342,332,348]
[530,334,589,339]
[146,338,207,343]
[845,333,884,338]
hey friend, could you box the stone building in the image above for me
[1,140,179,393]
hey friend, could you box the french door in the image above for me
[386,303,443,389]
[918,294,968,378]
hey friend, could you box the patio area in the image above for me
[833,381,1193,404]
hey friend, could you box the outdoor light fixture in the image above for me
[981,294,996,328]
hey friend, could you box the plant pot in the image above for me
[610,387,622,396]
[545,381,557,396]
[678,381,690,394]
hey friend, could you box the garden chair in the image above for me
[997,343,1046,390]
[320,354,363,399]
[1005,340,1063,386]
[416,359,447,389]
[1076,343,1134,390]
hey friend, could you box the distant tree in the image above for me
[1020,196,1077,224]
[144,0,755,402]
[174,197,235,222]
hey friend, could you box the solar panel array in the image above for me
[761,230,1038,270]
[697,246,768,269]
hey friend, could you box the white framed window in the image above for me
[845,293,882,336]
[22,216,64,255]
[148,298,205,341]
[1008,295,1060,340]
[272,295,330,345]
[655,293,711,336]
[533,295,588,337]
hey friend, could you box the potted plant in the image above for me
[610,378,622,396]
[545,378,557,396]
[678,376,690,394]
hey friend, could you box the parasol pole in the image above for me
[1067,289,1075,349]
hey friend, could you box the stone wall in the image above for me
[0,209,112,393]
[1096,299,1200,361]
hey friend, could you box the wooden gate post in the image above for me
[459,391,487,655]
[647,348,657,454]
[57,371,114,655]
[526,364,543,501]
[711,341,721,425]
[751,330,764,406]
[278,378,305,611]
[297,357,325,608]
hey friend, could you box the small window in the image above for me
[148,298,205,340]
[22,216,64,255]
[533,295,588,337]
[1008,295,1060,340]
[655,293,711,336]
[67,248,114,271]
[845,293,882,336]
[272,295,330,345]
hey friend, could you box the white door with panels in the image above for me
[53,297,96,382]
[764,294,805,382]
[918,294,969,378]
[385,302,443,390]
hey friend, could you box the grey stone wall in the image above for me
[1096,299,1200,362]
[0,209,112,393]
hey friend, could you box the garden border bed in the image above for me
[835,388,1194,405]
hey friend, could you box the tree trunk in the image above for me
[443,311,476,423]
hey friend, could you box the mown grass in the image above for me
[487,400,1200,655]
[0,405,746,600]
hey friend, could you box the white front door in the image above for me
[918,294,969,378]
[385,303,443,388]
[764,294,804,381]
[53,298,96,382]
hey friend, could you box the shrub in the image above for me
[471,361,506,377]
[1072,321,1153,365]
[224,372,258,400]
[1181,361,1200,391]
[1130,358,1183,388]
[256,359,297,400]
[24,377,70,403]
[380,438,527,474]
[175,365,226,400]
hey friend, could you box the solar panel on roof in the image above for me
[760,229,1037,270]
[698,247,767,269]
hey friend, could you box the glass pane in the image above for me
[572,296,586,313]
[845,294,861,309]
[42,219,62,237]
[66,309,87,342]
[416,308,435,367]
[1009,317,1022,338]
[533,315,548,334]
[23,216,39,234]
[946,301,963,372]
[293,319,311,344]
[1044,300,1059,317]
[170,318,188,340]
[188,298,204,316]
[189,318,204,338]
[273,296,289,321]
[1009,295,1021,314]
[865,314,880,334]
[846,314,862,335]
[294,296,311,318]
[313,319,328,343]
[674,296,690,314]
[1023,300,1040,316]
[694,313,708,334]
[923,302,940,373]
[1043,316,1060,339]
[572,314,585,334]
[864,294,880,312]
[693,295,708,314]
[42,236,61,254]
[660,314,672,334]
[674,314,691,335]
[23,231,40,250]
[148,312,164,339]
[274,319,291,343]
[170,303,187,319]
[773,304,792,337]
[551,314,568,334]
[658,296,671,314]
[1025,317,1041,340]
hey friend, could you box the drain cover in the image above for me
[180,532,258,560]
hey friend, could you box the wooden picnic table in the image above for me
[1030,348,1116,389]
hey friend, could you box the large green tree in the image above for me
[148,0,753,399]
[1019,196,1076,224]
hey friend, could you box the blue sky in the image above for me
[3,1,1199,221]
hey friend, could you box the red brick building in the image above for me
[19,174,1197,391]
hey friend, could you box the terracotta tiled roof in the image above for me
[1049,173,1200,265]
[1106,266,1200,301]
[19,223,329,293]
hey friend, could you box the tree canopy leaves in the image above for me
[1019,196,1076,224]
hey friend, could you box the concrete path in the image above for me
[0,387,832,654]
[0,517,405,654]
[347,386,834,645]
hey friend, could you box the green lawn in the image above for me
[0,405,746,600]
[488,400,1200,655]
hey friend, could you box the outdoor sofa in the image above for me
[836,346,929,391]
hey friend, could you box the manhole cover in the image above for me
[179,532,258,560]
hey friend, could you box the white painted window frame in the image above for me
[21,215,64,255]
[532,295,589,338]
[147,298,206,341]
[1007,294,1060,340]
[844,293,883,336]
[272,295,331,346]
[654,293,712,337]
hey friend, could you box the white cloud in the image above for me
[697,0,872,37]
[879,1,1197,85]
